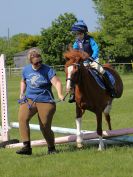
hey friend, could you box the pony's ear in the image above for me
[64,57,70,61]
[67,43,73,51]
[63,52,70,61]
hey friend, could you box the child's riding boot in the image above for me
[103,72,116,98]
[16,141,32,155]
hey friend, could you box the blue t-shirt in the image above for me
[22,64,56,102]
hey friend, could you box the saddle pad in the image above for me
[89,69,115,90]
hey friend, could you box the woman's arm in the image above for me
[51,76,64,101]
[19,79,26,99]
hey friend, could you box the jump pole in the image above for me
[10,122,95,134]
[6,127,133,148]
[10,122,133,144]
[0,54,9,141]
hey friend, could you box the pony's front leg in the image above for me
[96,112,105,151]
[75,105,84,148]
[76,117,83,148]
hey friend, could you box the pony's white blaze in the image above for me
[66,65,74,91]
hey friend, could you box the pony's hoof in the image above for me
[77,143,83,149]
[98,146,105,151]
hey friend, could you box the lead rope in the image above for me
[18,90,69,110]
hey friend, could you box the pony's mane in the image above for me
[64,49,89,66]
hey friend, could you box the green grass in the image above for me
[0,72,133,177]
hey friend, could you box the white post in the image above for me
[0,54,9,141]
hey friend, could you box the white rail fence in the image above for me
[6,65,64,77]
[5,63,133,77]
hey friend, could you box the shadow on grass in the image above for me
[23,142,133,158]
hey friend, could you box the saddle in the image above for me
[88,68,115,91]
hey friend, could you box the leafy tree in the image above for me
[93,0,133,64]
[10,33,29,50]
[18,35,40,51]
[0,37,7,54]
[39,13,77,65]
[0,37,17,66]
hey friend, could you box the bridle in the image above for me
[66,62,82,87]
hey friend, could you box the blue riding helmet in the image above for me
[71,20,88,33]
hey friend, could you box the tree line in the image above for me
[0,0,132,69]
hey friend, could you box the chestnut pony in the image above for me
[64,49,123,150]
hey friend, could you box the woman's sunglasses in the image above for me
[32,60,42,66]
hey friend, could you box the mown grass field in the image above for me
[0,72,133,177]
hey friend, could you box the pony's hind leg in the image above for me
[103,102,112,130]
[104,113,112,130]
[76,117,83,148]
[98,136,104,151]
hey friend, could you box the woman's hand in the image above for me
[58,94,65,101]
[19,93,25,99]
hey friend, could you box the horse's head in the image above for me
[64,49,89,92]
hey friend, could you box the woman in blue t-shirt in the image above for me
[16,49,64,155]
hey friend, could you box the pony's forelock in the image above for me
[64,49,89,67]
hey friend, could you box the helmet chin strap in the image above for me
[76,36,84,41]
[75,32,84,40]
